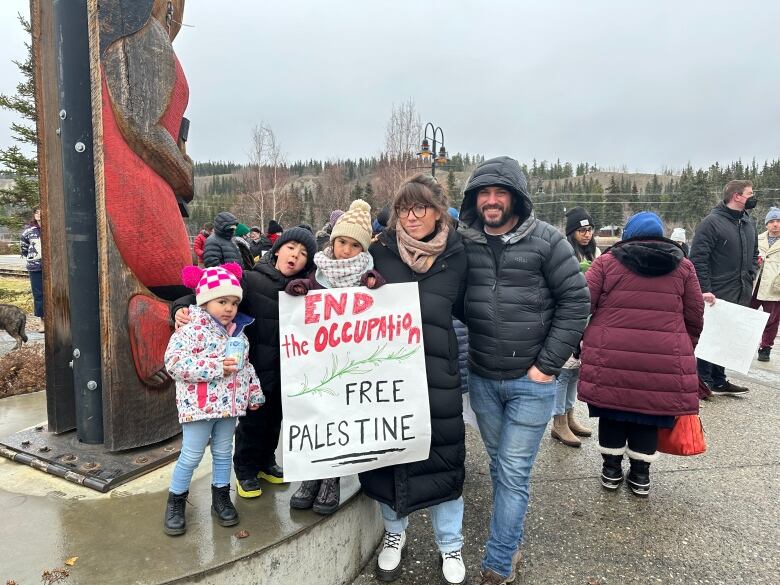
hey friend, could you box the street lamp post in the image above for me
[417,122,449,177]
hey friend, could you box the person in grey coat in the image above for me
[203,211,242,268]
[689,179,758,395]
[457,156,590,584]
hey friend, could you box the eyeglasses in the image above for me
[576,226,594,234]
[396,204,429,219]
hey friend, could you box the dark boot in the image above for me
[290,480,321,510]
[758,347,771,362]
[600,454,624,490]
[626,459,651,498]
[164,491,188,536]
[312,477,340,515]
[211,485,239,526]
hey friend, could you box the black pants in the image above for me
[599,418,657,456]
[29,270,44,318]
[697,358,726,389]
[233,382,282,480]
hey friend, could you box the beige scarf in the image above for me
[395,220,450,273]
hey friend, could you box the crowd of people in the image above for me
[157,159,765,585]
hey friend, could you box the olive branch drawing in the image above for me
[288,344,419,397]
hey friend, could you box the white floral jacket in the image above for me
[164,305,264,423]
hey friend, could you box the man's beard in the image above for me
[478,205,514,228]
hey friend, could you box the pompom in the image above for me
[348,199,371,213]
[221,262,243,281]
[182,265,204,289]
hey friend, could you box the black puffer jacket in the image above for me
[689,202,758,305]
[359,226,467,516]
[171,255,294,397]
[458,156,590,378]
[204,212,242,267]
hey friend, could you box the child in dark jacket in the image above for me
[163,263,264,536]
[284,199,384,514]
[173,227,318,498]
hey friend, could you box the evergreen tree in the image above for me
[0,15,39,228]
[446,170,461,208]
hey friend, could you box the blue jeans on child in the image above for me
[468,371,556,579]
[170,417,237,495]
[379,497,464,553]
[553,367,578,416]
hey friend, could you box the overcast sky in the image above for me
[1,0,778,173]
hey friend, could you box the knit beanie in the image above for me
[267,219,283,234]
[565,207,594,235]
[181,263,243,306]
[623,211,664,240]
[765,207,780,225]
[670,227,687,243]
[329,209,345,228]
[270,226,317,271]
[234,223,250,238]
[330,199,373,252]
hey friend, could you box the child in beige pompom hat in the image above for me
[282,198,386,514]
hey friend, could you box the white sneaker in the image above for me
[376,530,406,581]
[441,549,466,584]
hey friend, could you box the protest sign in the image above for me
[279,282,431,481]
[694,300,769,374]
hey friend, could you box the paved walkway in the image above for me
[353,358,780,585]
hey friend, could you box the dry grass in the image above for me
[0,276,34,314]
[0,343,45,398]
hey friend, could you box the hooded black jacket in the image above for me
[359,226,467,516]
[689,202,758,305]
[458,156,590,378]
[204,212,242,268]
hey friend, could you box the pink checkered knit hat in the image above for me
[181,263,243,306]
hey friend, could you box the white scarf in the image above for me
[314,248,373,288]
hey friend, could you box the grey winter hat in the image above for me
[765,207,780,225]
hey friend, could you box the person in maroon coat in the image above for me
[579,211,704,497]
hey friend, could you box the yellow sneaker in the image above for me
[236,478,262,498]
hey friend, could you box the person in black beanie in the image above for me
[565,207,598,263]
[267,219,284,247]
[172,225,317,497]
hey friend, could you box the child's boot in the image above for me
[626,448,657,498]
[164,491,188,536]
[211,485,240,526]
[290,480,321,510]
[312,477,340,515]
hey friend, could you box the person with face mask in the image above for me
[689,180,759,395]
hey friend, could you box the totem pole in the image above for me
[0,0,194,488]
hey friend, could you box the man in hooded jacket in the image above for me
[203,211,242,268]
[689,179,758,395]
[457,156,589,583]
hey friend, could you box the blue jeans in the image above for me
[170,417,237,494]
[379,497,464,553]
[29,270,43,318]
[469,371,556,578]
[553,367,578,416]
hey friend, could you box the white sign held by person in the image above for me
[695,300,769,374]
[279,282,431,482]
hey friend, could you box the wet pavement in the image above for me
[353,356,780,585]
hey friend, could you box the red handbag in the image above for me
[657,414,706,456]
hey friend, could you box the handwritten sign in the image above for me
[279,282,431,481]
[695,300,769,374]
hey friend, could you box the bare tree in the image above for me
[378,99,422,200]
[245,123,290,230]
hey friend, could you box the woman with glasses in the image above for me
[360,174,468,585]
[549,207,600,447]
